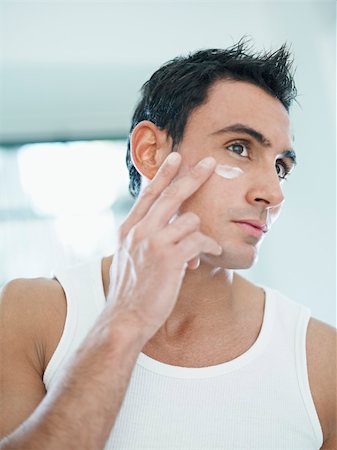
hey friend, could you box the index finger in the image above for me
[121,152,182,236]
[142,156,217,230]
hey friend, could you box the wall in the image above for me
[0,0,335,325]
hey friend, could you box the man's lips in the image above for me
[233,219,268,233]
[232,220,268,239]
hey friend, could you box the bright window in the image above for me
[0,140,134,286]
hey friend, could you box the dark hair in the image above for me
[126,37,297,198]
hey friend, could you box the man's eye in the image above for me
[227,143,249,157]
[276,160,292,181]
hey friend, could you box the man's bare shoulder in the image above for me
[307,317,336,444]
[0,276,67,372]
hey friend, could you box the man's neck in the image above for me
[153,262,245,341]
[101,255,260,344]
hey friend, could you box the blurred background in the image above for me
[0,1,335,326]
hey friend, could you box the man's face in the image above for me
[175,80,296,269]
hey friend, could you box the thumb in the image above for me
[187,256,200,270]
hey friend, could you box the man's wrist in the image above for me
[107,308,152,352]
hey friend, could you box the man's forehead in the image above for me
[202,80,294,141]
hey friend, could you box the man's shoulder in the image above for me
[307,316,336,370]
[306,316,336,443]
[0,276,66,315]
[0,276,67,372]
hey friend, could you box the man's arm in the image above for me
[1,153,221,450]
[0,278,48,439]
[307,317,336,449]
[0,278,147,450]
[320,433,336,450]
[312,320,337,450]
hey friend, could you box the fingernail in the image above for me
[198,156,215,168]
[215,245,222,255]
[167,152,180,164]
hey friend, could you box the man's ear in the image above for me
[130,121,172,180]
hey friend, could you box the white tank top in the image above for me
[43,257,323,450]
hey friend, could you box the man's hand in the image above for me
[0,153,222,450]
[107,152,222,340]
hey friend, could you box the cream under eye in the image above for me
[215,164,244,179]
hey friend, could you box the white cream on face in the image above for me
[215,164,244,179]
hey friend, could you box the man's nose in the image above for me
[246,168,285,209]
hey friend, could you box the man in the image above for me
[0,40,336,449]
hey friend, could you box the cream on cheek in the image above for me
[215,164,244,179]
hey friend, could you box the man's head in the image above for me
[126,38,298,269]
[126,38,297,199]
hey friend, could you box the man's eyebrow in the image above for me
[210,123,297,165]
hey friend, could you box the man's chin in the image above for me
[201,246,259,270]
[237,247,259,269]
[234,254,259,270]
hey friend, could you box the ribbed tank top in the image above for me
[43,257,323,450]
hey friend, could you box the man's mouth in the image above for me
[232,220,268,239]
